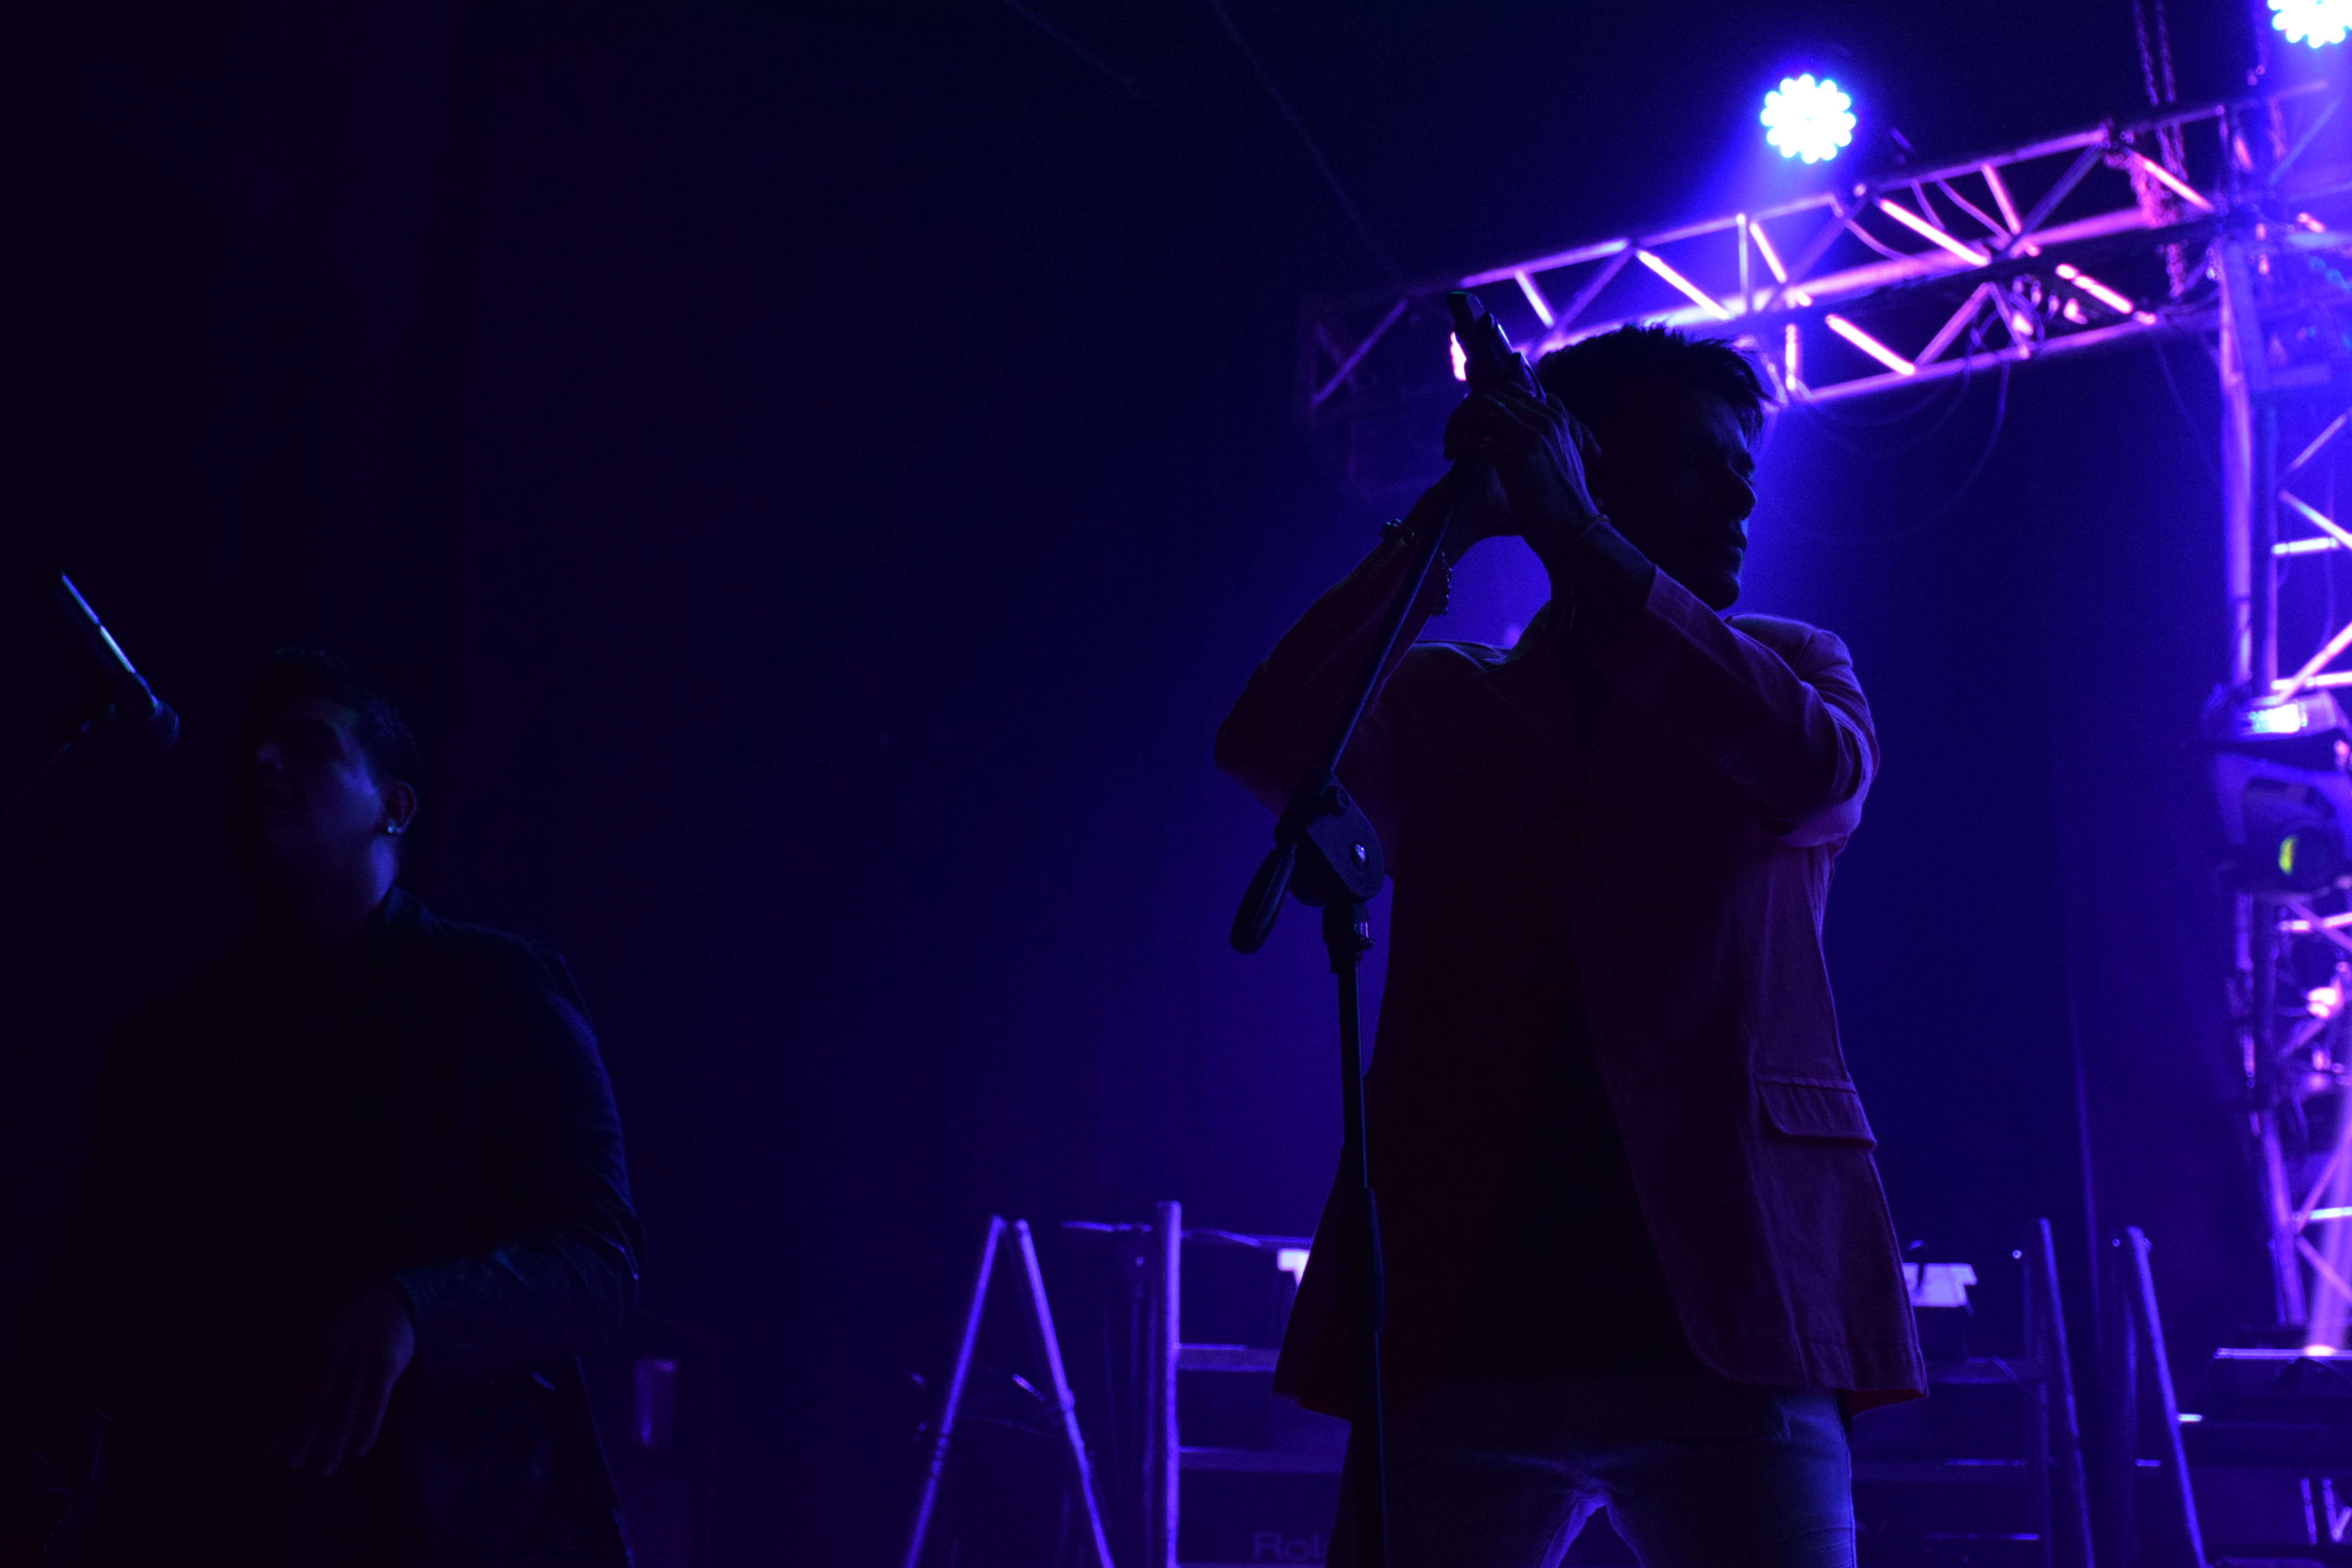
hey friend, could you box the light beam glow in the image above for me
[2054,262,2136,316]
[2126,151,2216,212]
[1824,313,1915,376]
[1634,250,1734,320]
[1875,198,1990,265]
[1762,75,1856,164]
[2272,0,2352,47]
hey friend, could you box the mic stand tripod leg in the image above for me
[1324,895,1388,1567]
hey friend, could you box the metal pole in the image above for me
[1143,1201,1182,1568]
[2125,1228,2209,1568]
[2103,1234,2141,1568]
[903,1216,1007,1568]
[2258,400,2281,687]
[2220,237,2262,690]
[2033,1218,2097,1568]
[2306,1090,2352,1348]
[2217,222,2311,1330]
[1327,894,1387,1568]
[1012,1219,1118,1568]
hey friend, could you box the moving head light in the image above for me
[2207,689,2352,895]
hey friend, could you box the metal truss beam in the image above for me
[1304,83,2349,412]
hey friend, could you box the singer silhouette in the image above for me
[1218,323,1923,1568]
[12,651,640,1568]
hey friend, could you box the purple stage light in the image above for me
[1876,198,1990,266]
[1824,313,1915,377]
[1634,249,1734,320]
[2273,0,2352,47]
[1761,75,1855,165]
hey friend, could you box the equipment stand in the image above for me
[901,1215,1115,1568]
[2024,1217,2097,1568]
[1143,1201,1180,1568]
[1228,481,1456,1568]
[2102,1226,2207,1568]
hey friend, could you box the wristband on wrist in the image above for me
[1378,518,1452,616]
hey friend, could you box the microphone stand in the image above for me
[0,575,179,825]
[1229,474,1466,1568]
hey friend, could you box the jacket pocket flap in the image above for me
[1756,1073,1877,1148]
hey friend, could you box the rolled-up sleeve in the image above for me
[1598,564,1876,846]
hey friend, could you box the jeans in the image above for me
[1326,1370,1855,1568]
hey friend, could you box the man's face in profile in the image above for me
[1595,385,1758,613]
[235,698,393,881]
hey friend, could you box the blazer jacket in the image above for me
[1216,533,1925,1420]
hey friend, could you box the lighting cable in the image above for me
[1792,350,1981,449]
[1202,0,1404,285]
[2147,334,2223,490]
[1776,346,2012,545]
[992,0,1144,99]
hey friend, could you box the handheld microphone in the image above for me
[51,574,179,752]
[1447,290,1540,397]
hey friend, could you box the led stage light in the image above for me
[2273,0,2352,47]
[1761,75,1855,165]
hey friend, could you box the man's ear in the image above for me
[381,781,418,836]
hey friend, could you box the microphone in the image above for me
[51,574,179,751]
[1448,290,1539,398]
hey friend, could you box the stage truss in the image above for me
[1304,83,2352,1346]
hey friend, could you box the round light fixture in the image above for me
[1762,74,1856,165]
[2272,0,2352,47]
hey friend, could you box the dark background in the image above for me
[0,0,2288,1559]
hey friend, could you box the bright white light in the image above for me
[1902,1262,1978,1307]
[1449,334,1467,382]
[1762,75,1856,164]
[1876,198,1988,265]
[2126,151,2216,212]
[1275,1247,1311,1287]
[2273,0,2352,47]
[2055,262,2136,315]
[1634,249,1734,320]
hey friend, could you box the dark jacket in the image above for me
[1216,533,1923,1420]
[37,889,642,1566]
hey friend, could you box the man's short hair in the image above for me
[242,649,418,786]
[1534,325,1772,445]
